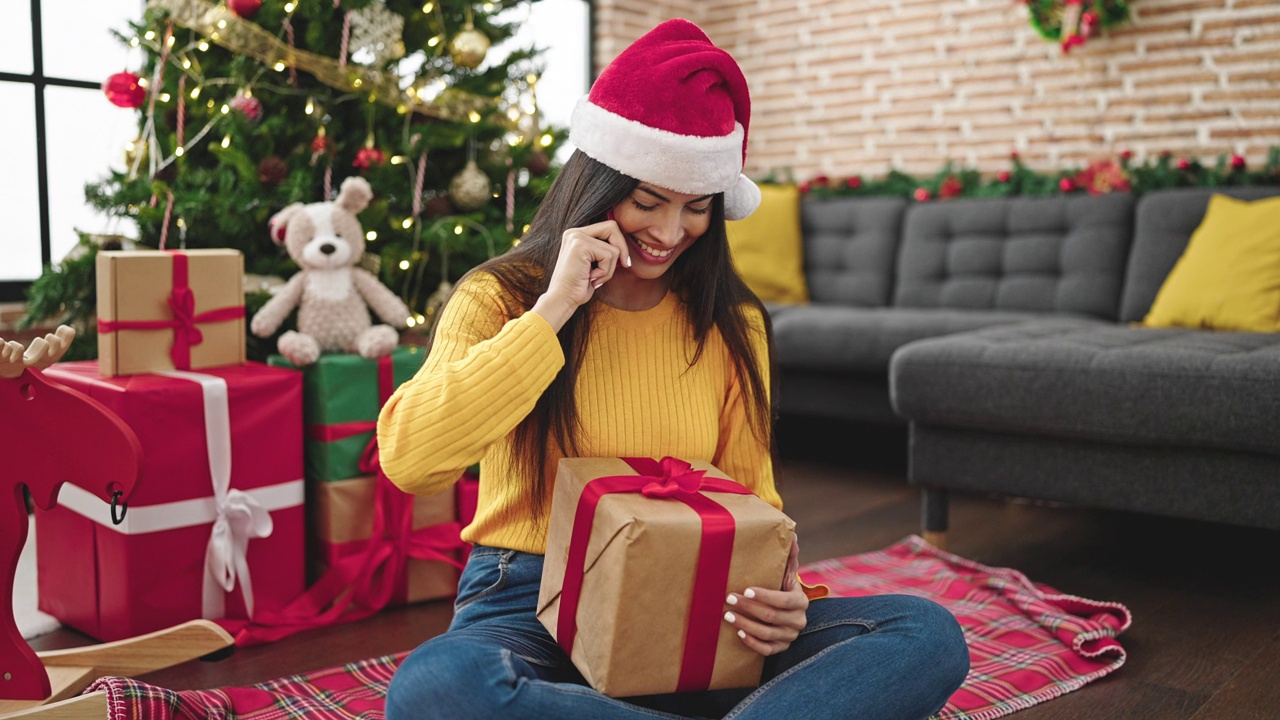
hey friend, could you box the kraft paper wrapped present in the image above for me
[309,476,466,606]
[537,457,794,698]
[96,249,246,377]
[269,347,424,482]
[36,361,304,642]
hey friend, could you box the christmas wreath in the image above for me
[1025,0,1132,52]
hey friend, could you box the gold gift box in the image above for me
[538,457,794,698]
[311,476,462,604]
[96,249,245,377]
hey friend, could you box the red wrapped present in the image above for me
[36,361,304,642]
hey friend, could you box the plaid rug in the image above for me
[86,535,1129,720]
[798,535,1132,720]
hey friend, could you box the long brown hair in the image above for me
[432,151,777,517]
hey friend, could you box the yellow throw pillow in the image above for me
[726,184,809,304]
[1143,193,1280,332]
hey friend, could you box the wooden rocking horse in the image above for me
[0,327,235,719]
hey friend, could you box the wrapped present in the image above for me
[96,249,246,377]
[537,457,794,698]
[36,361,304,642]
[309,475,465,605]
[269,347,424,482]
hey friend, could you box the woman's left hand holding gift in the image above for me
[724,535,808,656]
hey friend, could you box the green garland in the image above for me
[1026,0,1130,48]
[766,147,1280,202]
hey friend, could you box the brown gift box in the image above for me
[96,249,246,377]
[537,457,794,698]
[310,476,463,604]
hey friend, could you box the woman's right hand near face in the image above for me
[531,219,631,331]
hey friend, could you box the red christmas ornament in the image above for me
[1058,177,1076,193]
[310,133,329,155]
[913,187,932,202]
[997,170,1012,183]
[798,181,812,194]
[102,71,146,109]
[1119,149,1133,161]
[846,176,862,190]
[229,92,263,123]
[353,146,387,169]
[939,176,964,199]
[228,0,262,19]
[812,175,830,187]
[1177,157,1191,171]
[1230,154,1246,170]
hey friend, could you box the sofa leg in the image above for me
[922,488,949,550]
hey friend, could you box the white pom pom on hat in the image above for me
[569,18,761,220]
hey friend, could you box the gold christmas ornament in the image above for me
[449,23,490,70]
[449,160,492,211]
[123,138,148,172]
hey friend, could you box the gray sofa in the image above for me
[770,186,1280,537]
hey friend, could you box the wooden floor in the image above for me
[29,418,1280,719]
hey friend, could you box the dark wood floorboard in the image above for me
[27,417,1280,719]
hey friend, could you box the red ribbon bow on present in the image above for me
[97,252,245,370]
[557,457,753,693]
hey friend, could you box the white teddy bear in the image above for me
[250,177,410,366]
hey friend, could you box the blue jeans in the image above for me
[386,547,969,720]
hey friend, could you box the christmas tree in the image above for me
[26,0,564,360]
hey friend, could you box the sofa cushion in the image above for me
[727,183,810,305]
[1120,187,1280,323]
[894,193,1134,320]
[801,196,906,307]
[772,305,1054,372]
[890,319,1280,455]
[1143,193,1280,332]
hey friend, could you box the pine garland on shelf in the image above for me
[1024,0,1132,52]
[779,147,1280,203]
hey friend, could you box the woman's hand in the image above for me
[723,534,808,656]
[531,219,631,331]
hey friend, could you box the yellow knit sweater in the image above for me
[376,271,781,555]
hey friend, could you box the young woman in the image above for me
[377,18,969,720]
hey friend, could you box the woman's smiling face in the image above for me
[609,184,714,280]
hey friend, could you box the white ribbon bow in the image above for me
[161,370,276,621]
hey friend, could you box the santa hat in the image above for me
[569,18,761,220]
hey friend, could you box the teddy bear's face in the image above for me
[283,203,366,271]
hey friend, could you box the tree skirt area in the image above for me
[81,535,1130,720]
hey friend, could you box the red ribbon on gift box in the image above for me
[97,252,245,370]
[224,355,468,645]
[557,457,752,693]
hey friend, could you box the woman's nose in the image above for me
[648,212,684,246]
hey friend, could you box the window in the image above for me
[1,0,143,301]
[0,0,592,303]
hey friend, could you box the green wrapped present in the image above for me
[269,347,425,482]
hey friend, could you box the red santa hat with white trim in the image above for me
[569,18,761,220]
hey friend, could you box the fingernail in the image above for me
[724,611,736,623]
[726,594,737,605]
[744,589,756,599]
[737,630,746,639]
[592,281,600,290]
[626,256,633,267]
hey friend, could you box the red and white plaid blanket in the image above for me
[87,535,1129,720]
[798,535,1132,720]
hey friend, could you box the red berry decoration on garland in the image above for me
[1230,154,1246,170]
[846,176,862,190]
[997,170,1012,183]
[798,181,812,194]
[102,71,146,108]
[939,176,965,199]
[913,187,932,202]
[353,146,387,170]
[228,0,262,19]
[1177,157,1191,171]
[1059,177,1077,193]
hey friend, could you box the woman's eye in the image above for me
[629,199,657,212]
[687,205,711,215]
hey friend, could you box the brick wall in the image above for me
[593,0,1280,180]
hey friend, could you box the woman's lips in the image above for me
[628,235,676,263]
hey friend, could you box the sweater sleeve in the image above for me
[713,305,783,511]
[377,272,565,496]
